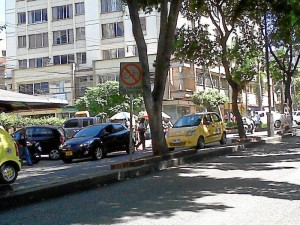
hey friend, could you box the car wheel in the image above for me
[274,120,281,129]
[49,149,60,160]
[92,147,103,160]
[0,163,18,184]
[219,132,227,145]
[62,158,73,164]
[197,136,205,149]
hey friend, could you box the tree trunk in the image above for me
[222,50,246,139]
[231,86,247,139]
[126,0,182,156]
[285,73,293,122]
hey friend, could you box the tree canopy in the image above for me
[74,81,144,119]
[192,89,228,112]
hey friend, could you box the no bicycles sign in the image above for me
[119,62,143,94]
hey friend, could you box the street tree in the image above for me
[264,1,300,119]
[75,81,144,119]
[192,89,228,112]
[125,0,182,155]
[174,0,263,138]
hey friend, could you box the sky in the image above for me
[0,0,6,51]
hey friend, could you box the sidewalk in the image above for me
[0,133,284,210]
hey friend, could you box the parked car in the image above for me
[165,112,227,150]
[13,126,65,160]
[59,123,133,163]
[0,126,21,184]
[254,111,282,128]
[293,111,300,125]
[62,117,100,139]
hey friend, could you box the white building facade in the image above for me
[5,0,270,120]
[5,0,160,106]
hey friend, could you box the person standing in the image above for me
[135,118,146,151]
[16,127,33,166]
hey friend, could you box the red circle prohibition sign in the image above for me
[120,64,142,87]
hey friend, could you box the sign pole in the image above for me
[129,94,134,161]
[119,62,142,161]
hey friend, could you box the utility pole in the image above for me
[264,12,274,137]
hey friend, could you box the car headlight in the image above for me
[80,141,93,148]
[186,129,196,136]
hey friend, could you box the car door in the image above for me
[201,114,215,143]
[210,113,223,141]
[112,124,129,149]
[32,127,57,154]
[101,124,117,152]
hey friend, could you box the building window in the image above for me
[34,82,49,94]
[102,22,124,39]
[76,52,86,64]
[19,82,49,95]
[19,84,33,95]
[18,12,26,24]
[53,54,74,65]
[18,59,27,69]
[18,35,26,48]
[53,29,74,45]
[28,9,47,24]
[29,57,50,68]
[102,48,125,59]
[75,2,85,15]
[52,5,73,21]
[76,27,85,40]
[101,0,122,13]
[29,33,48,48]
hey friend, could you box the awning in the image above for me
[0,89,69,112]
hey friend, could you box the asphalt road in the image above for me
[0,131,266,194]
[1,135,299,225]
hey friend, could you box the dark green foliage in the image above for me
[74,81,144,118]
[0,113,65,131]
[192,89,228,112]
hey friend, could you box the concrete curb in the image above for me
[0,135,282,210]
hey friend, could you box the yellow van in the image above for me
[165,112,227,150]
[0,126,21,184]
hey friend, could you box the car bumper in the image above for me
[166,136,197,148]
[59,146,91,159]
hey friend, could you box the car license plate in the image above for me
[172,139,180,144]
[65,151,73,156]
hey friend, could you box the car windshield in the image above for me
[74,125,104,138]
[173,115,203,128]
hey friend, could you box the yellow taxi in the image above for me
[0,126,21,184]
[165,112,227,150]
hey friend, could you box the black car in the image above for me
[59,123,133,163]
[13,125,65,160]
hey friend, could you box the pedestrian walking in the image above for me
[16,127,33,166]
[135,118,146,151]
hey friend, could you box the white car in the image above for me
[293,111,300,124]
[254,111,282,128]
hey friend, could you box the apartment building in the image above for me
[5,0,158,105]
[5,0,270,119]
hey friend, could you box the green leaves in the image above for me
[192,89,228,111]
[74,81,144,118]
[0,113,66,131]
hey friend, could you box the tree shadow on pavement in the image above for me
[1,136,300,225]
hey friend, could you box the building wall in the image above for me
[5,0,161,107]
